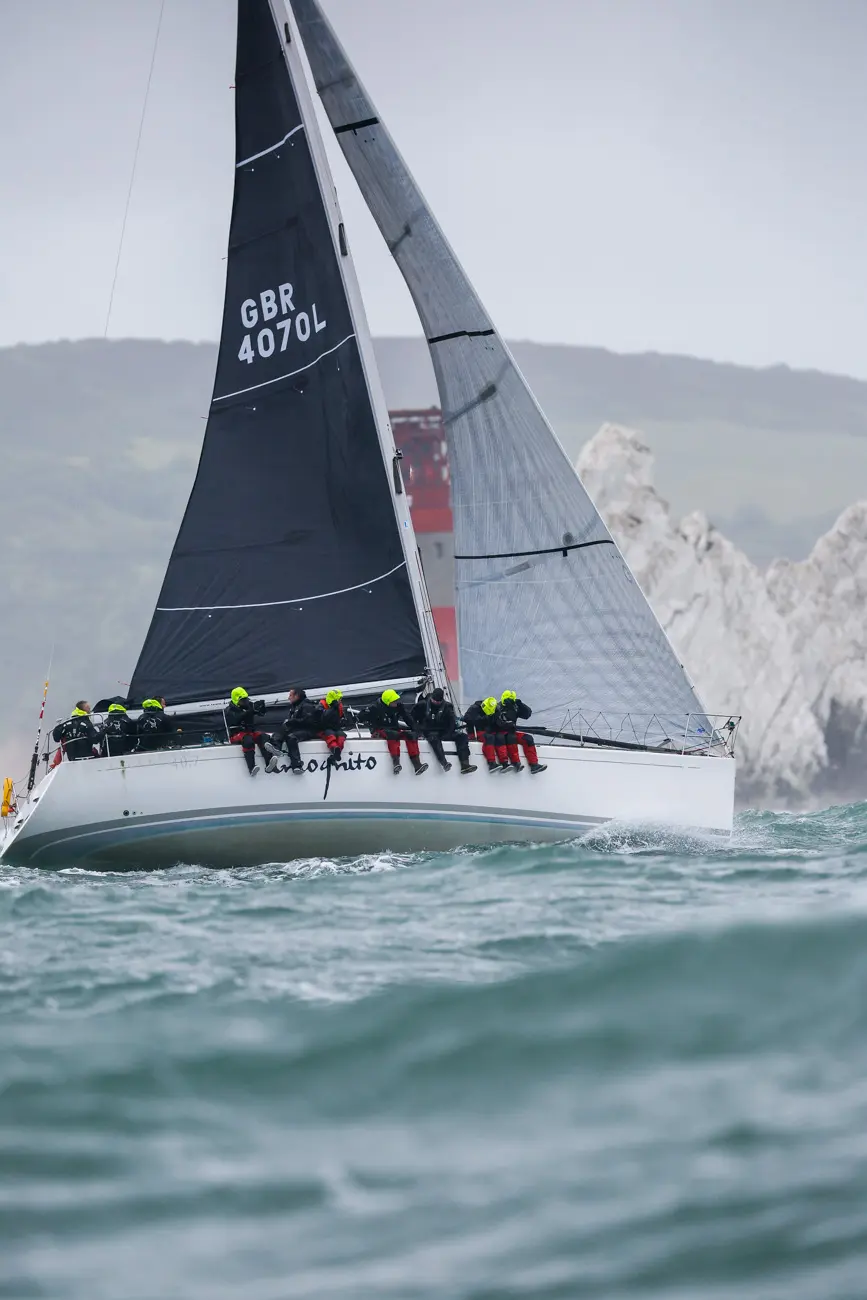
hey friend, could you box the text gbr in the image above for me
[237,284,326,364]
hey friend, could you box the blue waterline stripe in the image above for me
[23,806,603,862]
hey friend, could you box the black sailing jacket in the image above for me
[281,696,322,734]
[52,712,101,747]
[498,698,532,728]
[225,698,265,735]
[360,700,415,733]
[463,701,498,734]
[413,697,461,736]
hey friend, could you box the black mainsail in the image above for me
[130,0,433,706]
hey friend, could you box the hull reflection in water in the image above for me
[1,739,734,869]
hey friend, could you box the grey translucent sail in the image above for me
[289,0,709,742]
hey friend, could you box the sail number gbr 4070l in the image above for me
[237,283,327,364]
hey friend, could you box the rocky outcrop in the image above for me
[577,423,867,804]
[766,503,867,799]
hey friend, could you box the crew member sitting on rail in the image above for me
[101,702,137,756]
[265,688,322,774]
[463,697,508,773]
[226,687,270,777]
[137,698,176,754]
[498,691,547,773]
[52,701,102,761]
[318,689,348,767]
[360,690,428,776]
[413,689,477,775]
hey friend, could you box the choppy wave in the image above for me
[3,804,867,1298]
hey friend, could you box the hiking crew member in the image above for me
[226,687,270,776]
[52,701,102,761]
[318,689,348,766]
[360,690,428,775]
[102,702,136,756]
[463,697,509,772]
[266,688,322,774]
[413,689,477,775]
[498,691,547,773]
[137,698,176,753]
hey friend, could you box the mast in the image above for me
[271,0,447,692]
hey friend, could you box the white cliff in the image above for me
[576,423,842,803]
[766,503,867,798]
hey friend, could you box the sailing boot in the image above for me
[460,761,478,774]
[486,760,500,774]
[290,764,304,775]
[392,759,402,775]
[264,741,286,773]
[529,762,548,774]
[440,759,453,772]
[410,754,429,776]
[511,761,524,772]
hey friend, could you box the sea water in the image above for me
[2,806,867,1299]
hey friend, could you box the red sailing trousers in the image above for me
[372,728,420,759]
[320,729,345,755]
[467,729,508,764]
[506,731,539,766]
[468,729,538,765]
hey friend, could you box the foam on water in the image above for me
[2,805,867,1298]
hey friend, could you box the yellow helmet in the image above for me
[501,690,517,702]
[107,702,127,713]
[381,689,400,705]
[481,697,498,716]
[230,687,248,706]
[326,689,343,706]
[141,698,161,710]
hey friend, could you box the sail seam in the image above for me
[236,124,305,167]
[156,561,408,612]
[455,539,615,561]
[334,116,379,134]
[428,329,495,345]
[212,332,356,402]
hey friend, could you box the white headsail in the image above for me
[287,0,708,739]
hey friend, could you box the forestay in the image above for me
[289,0,710,737]
[130,0,427,707]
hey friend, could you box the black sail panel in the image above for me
[130,0,424,705]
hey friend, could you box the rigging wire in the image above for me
[103,0,167,337]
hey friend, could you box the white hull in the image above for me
[1,738,735,868]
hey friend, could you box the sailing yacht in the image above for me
[0,0,737,868]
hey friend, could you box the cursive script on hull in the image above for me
[299,754,377,774]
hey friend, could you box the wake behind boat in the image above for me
[1,0,738,868]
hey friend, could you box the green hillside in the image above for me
[2,336,867,768]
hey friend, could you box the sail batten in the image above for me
[129,0,433,707]
[236,123,305,167]
[156,559,408,612]
[289,0,710,737]
[211,330,356,402]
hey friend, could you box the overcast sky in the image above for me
[3,0,867,376]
